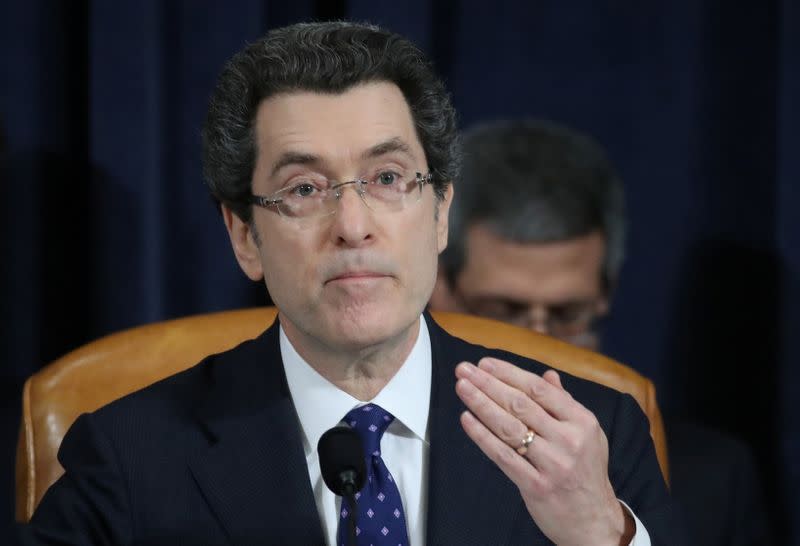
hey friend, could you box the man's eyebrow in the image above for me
[270,151,320,178]
[362,137,415,160]
[471,295,530,308]
[269,138,414,178]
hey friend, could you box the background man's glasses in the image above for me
[250,170,432,220]
[456,294,607,348]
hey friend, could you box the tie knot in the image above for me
[343,404,395,458]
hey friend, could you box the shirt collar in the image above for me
[281,315,432,459]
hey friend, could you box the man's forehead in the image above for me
[253,82,423,166]
[266,137,418,179]
[457,225,607,301]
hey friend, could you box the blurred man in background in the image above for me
[429,120,772,545]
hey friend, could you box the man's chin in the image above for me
[319,301,418,349]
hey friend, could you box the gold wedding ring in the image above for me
[516,429,535,455]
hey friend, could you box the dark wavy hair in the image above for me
[202,21,460,224]
[442,120,626,290]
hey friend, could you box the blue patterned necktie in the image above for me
[337,403,410,546]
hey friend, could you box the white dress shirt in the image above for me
[280,315,651,545]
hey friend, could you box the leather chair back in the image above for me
[16,308,668,521]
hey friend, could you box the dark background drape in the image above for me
[2,0,798,542]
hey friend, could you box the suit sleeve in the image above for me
[606,393,688,546]
[19,412,133,546]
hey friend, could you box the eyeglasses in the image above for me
[456,295,606,343]
[250,170,433,220]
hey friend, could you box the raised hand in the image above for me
[455,357,635,546]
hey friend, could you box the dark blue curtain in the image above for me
[3,1,798,542]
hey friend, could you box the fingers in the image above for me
[454,357,600,471]
[476,358,575,421]
[543,369,562,389]
[455,362,559,442]
[455,376,529,447]
[459,410,546,492]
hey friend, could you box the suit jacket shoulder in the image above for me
[25,319,327,546]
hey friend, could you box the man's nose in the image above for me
[329,182,374,247]
[525,306,550,336]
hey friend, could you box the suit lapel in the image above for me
[424,314,551,546]
[188,320,325,546]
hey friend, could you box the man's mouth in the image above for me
[327,271,388,283]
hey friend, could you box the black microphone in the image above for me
[318,424,366,546]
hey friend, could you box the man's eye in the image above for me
[291,183,318,197]
[472,300,519,319]
[376,171,399,185]
[550,304,589,324]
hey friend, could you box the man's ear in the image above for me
[597,296,610,316]
[429,263,464,313]
[436,183,454,252]
[221,204,264,281]
[600,274,617,315]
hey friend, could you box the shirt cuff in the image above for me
[619,498,651,546]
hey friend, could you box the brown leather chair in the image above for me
[16,308,669,522]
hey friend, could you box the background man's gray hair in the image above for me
[202,21,461,225]
[442,119,626,290]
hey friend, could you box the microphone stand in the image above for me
[341,469,359,546]
[345,491,357,546]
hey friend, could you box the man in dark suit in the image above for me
[20,22,677,545]
[429,120,772,545]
